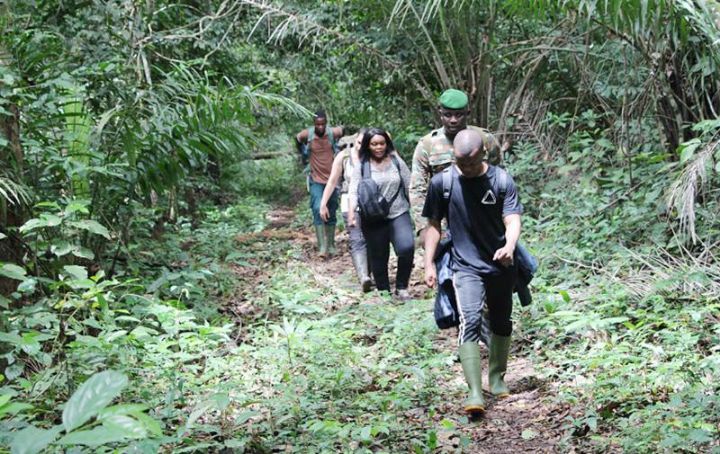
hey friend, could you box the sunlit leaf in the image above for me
[69,219,111,239]
[10,425,62,454]
[62,370,128,432]
[0,263,26,281]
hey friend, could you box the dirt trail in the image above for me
[239,206,571,453]
[432,329,572,453]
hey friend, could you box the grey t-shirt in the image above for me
[349,155,411,220]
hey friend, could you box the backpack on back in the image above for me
[439,166,538,307]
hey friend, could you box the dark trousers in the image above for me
[361,212,414,292]
[453,269,516,343]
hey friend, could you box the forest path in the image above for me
[230,204,571,452]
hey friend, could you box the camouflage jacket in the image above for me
[409,125,501,232]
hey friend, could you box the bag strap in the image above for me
[384,158,403,207]
[441,166,453,219]
[496,167,509,200]
[442,166,453,200]
[390,155,408,203]
[307,127,338,156]
[361,158,371,179]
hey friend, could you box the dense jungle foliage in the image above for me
[1,0,719,452]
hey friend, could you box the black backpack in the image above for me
[357,156,405,224]
[440,166,538,307]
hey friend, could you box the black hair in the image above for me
[314,110,327,120]
[359,128,395,161]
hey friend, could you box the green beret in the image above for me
[439,89,468,109]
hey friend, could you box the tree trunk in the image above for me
[0,34,26,296]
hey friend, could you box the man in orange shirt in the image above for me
[295,111,344,257]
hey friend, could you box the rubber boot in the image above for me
[488,334,511,398]
[325,224,337,256]
[458,342,485,414]
[351,250,372,292]
[315,225,328,258]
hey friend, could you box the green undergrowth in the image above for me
[511,143,720,453]
[0,196,472,453]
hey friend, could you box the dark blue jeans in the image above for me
[310,181,338,226]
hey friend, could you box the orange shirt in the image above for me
[297,126,343,184]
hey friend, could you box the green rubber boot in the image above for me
[315,225,328,258]
[325,224,337,256]
[458,342,485,414]
[488,334,511,398]
[351,250,372,292]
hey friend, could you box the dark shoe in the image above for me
[488,334,511,397]
[459,342,485,414]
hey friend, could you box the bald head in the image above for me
[453,129,484,159]
[453,129,487,177]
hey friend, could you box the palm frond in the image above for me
[666,138,718,244]
[0,175,31,206]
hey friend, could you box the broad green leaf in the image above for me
[132,411,163,436]
[17,278,36,294]
[0,232,6,240]
[359,425,372,441]
[558,290,571,303]
[0,394,12,407]
[679,138,701,163]
[0,263,27,281]
[62,265,88,281]
[71,246,95,260]
[10,425,62,454]
[56,425,127,446]
[5,363,24,380]
[62,370,128,432]
[70,220,111,239]
[102,415,147,439]
[97,404,149,420]
[19,214,62,233]
[51,241,73,257]
[0,402,33,417]
[0,332,24,345]
[64,200,90,215]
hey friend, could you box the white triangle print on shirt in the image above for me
[481,189,497,205]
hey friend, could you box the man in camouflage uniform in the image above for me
[411,89,501,347]
[410,88,502,238]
